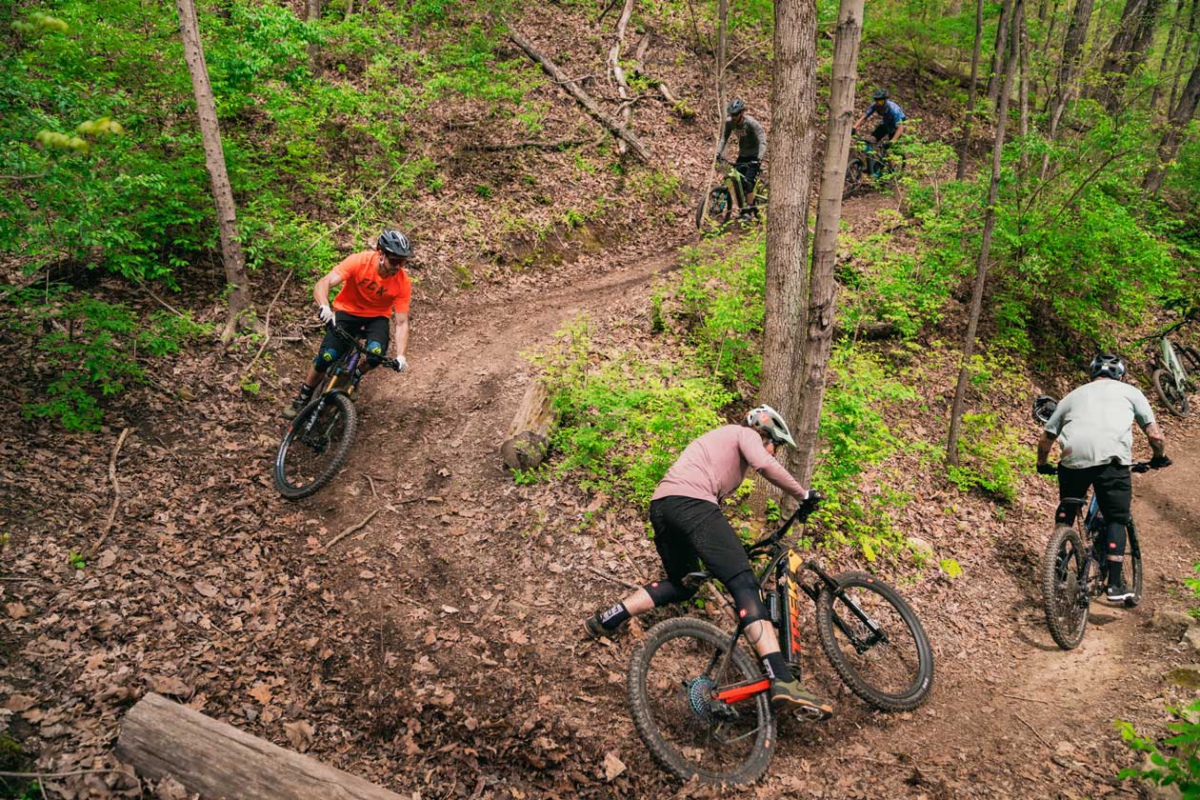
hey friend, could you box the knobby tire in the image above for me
[628,617,775,785]
[1178,346,1200,385]
[1042,524,1088,650]
[1126,521,1143,608]
[1153,368,1189,416]
[842,159,864,200]
[815,572,934,711]
[696,187,733,230]
[274,392,358,499]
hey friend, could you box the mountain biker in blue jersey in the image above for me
[854,89,906,149]
[1036,354,1171,603]
[715,98,767,221]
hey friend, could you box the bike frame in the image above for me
[1059,473,1145,602]
[293,328,374,438]
[1161,336,1187,386]
[698,504,888,708]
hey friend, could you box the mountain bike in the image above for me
[1140,317,1200,417]
[273,324,402,499]
[627,492,934,785]
[695,157,769,230]
[842,134,905,200]
[1040,460,1151,650]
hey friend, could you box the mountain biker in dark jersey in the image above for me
[584,405,833,719]
[1036,354,1171,602]
[715,98,767,221]
[854,89,906,147]
[282,230,414,418]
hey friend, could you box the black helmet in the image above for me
[1089,353,1126,380]
[1032,395,1058,425]
[377,229,411,258]
[873,89,889,101]
[727,98,746,115]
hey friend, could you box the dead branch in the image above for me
[89,427,132,555]
[1015,713,1054,749]
[326,508,381,549]
[632,31,682,107]
[364,473,379,498]
[240,269,294,381]
[507,25,654,163]
[465,139,592,152]
[587,565,640,590]
[607,0,637,155]
[143,285,188,319]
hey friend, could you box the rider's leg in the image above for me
[283,320,349,417]
[358,315,392,374]
[1093,463,1133,596]
[1054,465,1093,527]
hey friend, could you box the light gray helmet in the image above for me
[745,404,797,448]
[727,98,746,115]
[1089,353,1125,380]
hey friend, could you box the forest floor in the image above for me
[5,187,1200,800]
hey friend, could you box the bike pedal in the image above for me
[793,706,828,722]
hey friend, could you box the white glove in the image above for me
[394,355,408,372]
[318,304,335,324]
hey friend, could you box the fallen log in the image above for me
[507,25,654,163]
[607,0,637,155]
[500,378,555,471]
[833,320,901,341]
[115,693,405,800]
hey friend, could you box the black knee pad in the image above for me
[726,570,769,626]
[644,579,695,607]
[1055,503,1079,526]
[1104,521,1127,558]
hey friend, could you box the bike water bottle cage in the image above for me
[1089,353,1125,380]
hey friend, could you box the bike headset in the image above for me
[1089,353,1126,380]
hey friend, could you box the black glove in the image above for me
[1150,455,1172,469]
[1037,462,1057,476]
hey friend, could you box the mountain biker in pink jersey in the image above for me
[585,406,833,719]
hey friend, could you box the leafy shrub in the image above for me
[945,412,1028,504]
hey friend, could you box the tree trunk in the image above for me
[116,693,406,800]
[761,0,818,473]
[1099,0,1167,111]
[792,0,864,487]
[306,0,320,67]
[607,0,637,156]
[175,0,252,343]
[500,379,556,471]
[986,0,1015,107]
[1018,3,1030,174]
[1144,55,1200,193]
[306,0,320,20]
[1150,0,1182,114]
[957,0,986,179]
[947,0,1021,466]
[699,0,730,231]
[1168,0,1198,112]
[1040,0,1094,178]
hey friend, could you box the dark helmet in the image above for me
[1089,353,1126,380]
[727,98,746,115]
[377,229,412,258]
[1032,395,1058,425]
[873,89,889,101]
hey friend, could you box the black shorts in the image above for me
[650,496,753,584]
[315,311,389,369]
[1058,461,1132,525]
[871,122,897,143]
[734,157,761,198]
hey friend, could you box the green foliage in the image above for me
[939,558,962,579]
[6,289,210,430]
[538,318,733,506]
[1117,700,1200,797]
[68,551,86,570]
[945,412,1028,503]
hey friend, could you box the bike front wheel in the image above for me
[628,617,775,785]
[274,393,358,499]
[1153,368,1189,416]
[842,159,864,200]
[696,187,733,230]
[1042,524,1090,649]
[815,572,934,712]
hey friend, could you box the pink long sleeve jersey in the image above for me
[651,425,806,504]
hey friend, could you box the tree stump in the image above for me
[500,379,556,471]
[116,693,405,800]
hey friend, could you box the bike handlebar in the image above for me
[745,490,825,557]
[323,322,404,372]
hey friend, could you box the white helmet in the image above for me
[745,404,797,448]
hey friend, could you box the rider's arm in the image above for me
[749,117,767,161]
[391,310,409,359]
[1036,430,1057,467]
[1131,390,1165,458]
[891,121,904,141]
[313,268,346,308]
[739,430,807,499]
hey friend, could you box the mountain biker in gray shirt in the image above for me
[1036,354,1171,603]
[715,98,767,220]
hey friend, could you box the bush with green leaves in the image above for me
[1116,702,1200,798]
[6,289,210,430]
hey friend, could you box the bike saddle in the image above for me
[681,571,712,590]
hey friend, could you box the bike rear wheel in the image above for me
[842,159,864,200]
[1042,524,1089,649]
[1153,368,1189,416]
[696,187,733,230]
[1126,520,1143,608]
[628,617,775,785]
[274,393,358,499]
[815,572,934,712]
[1179,346,1200,385]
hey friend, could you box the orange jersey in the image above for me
[331,251,412,316]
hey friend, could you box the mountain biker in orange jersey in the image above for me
[1036,354,1171,602]
[715,98,767,221]
[585,406,833,719]
[854,89,906,148]
[282,230,414,418]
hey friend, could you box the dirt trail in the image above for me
[270,221,1200,798]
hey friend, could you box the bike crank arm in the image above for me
[712,678,771,705]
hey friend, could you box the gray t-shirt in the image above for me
[717,115,767,161]
[1044,379,1155,468]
